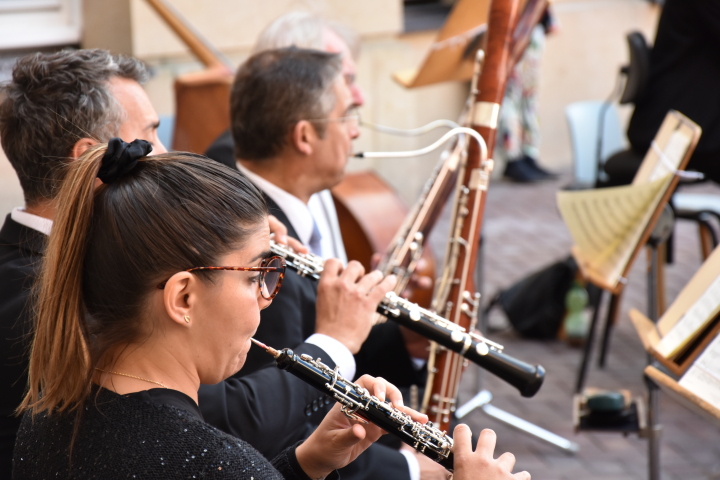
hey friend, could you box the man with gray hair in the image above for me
[201,44,448,480]
[0,48,165,476]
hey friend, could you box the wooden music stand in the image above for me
[393,0,491,88]
[630,244,720,377]
[644,366,720,425]
[394,0,546,89]
[564,111,702,393]
[629,245,720,479]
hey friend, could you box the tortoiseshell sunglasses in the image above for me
[157,256,286,300]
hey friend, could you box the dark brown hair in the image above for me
[230,47,342,161]
[0,49,148,206]
[20,146,267,415]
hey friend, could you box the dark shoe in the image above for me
[522,155,559,179]
[503,159,545,183]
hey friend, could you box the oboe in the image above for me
[269,240,545,398]
[251,338,454,471]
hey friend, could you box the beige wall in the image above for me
[0,0,663,215]
[537,0,660,171]
[129,0,403,59]
[122,0,661,199]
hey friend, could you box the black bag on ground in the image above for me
[488,256,578,339]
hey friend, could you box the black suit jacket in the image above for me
[198,342,336,460]
[0,215,44,478]
[627,0,720,181]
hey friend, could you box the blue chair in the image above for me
[565,100,627,189]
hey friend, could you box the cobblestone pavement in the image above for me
[428,174,720,480]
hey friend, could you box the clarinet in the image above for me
[251,338,454,471]
[270,241,545,398]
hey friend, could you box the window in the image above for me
[0,0,81,50]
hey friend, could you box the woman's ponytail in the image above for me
[20,144,106,415]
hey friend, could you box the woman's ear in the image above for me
[290,120,315,156]
[162,272,196,327]
[71,137,99,160]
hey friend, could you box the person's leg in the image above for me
[518,25,557,178]
[498,71,544,182]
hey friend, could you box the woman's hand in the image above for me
[295,375,426,479]
[453,426,530,480]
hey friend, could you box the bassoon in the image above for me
[422,0,522,432]
[370,0,549,300]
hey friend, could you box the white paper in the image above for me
[679,334,720,410]
[657,274,720,358]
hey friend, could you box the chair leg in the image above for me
[598,291,622,368]
[575,288,605,394]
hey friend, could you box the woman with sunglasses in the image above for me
[13,139,529,480]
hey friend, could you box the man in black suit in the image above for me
[605,0,720,185]
[204,45,447,480]
[0,49,392,478]
[0,49,162,476]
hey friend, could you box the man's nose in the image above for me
[351,84,365,108]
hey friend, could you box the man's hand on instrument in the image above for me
[295,375,420,478]
[315,259,396,354]
[453,426,530,480]
[268,214,308,254]
[369,253,433,294]
[407,256,433,292]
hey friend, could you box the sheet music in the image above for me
[679,334,720,410]
[656,275,720,358]
[557,175,671,286]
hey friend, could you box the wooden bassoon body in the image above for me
[422,0,522,432]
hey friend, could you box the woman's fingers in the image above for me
[355,375,403,407]
[476,428,498,456]
[453,424,474,454]
[398,405,428,424]
[496,452,517,472]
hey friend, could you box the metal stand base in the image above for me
[456,389,580,453]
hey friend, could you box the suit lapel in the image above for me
[261,193,300,241]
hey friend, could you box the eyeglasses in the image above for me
[157,256,286,300]
[306,108,360,130]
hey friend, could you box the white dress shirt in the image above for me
[237,163,347,263]
[11,207,52,235]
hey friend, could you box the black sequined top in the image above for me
[13,387,315,479]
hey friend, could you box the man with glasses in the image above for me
[202,46,448,480]
[206,12,365,265]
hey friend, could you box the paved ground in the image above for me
[428,174,720,480]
